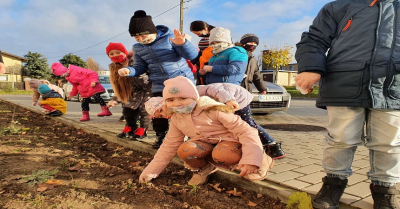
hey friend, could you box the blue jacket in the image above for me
[126,25,198,93]
[296,0,400,109]
[203,46,248,85]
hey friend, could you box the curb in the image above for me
[1,99,356,208]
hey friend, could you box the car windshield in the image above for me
[98,76,110,84]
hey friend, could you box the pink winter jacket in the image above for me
[66,65,105,98]
[142,96,263,178]
[196,83,253,110]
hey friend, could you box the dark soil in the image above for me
[0,100,285,209]
[261,124,326,132]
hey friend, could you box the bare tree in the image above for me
[86,57,100,73]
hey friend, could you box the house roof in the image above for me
[1,51,29,62]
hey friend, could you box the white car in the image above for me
[250,82,291,115]
[62,75,114,102]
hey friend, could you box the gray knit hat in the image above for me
[209,27,232,44]
[240,33,259,45]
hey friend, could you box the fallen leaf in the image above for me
[226,188,242,197]
[257,193,263,198]
[173,184,181,187]
[20,132,26,135]
[80,169,89,172]
[64,133,69,136]
[68,166,82,171]
[248,201,257,207]
[77,129,85,134]
[120,197,125,201]
[36,187,48,192]
[4,175,23,182]
[125,151,133,156]
[209,183,222,192]
[40,136,48,140]
[130,161,141,167]
[45,180,62,185]
[52,149,62,153]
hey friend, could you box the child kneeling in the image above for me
[37,84,67,116]
[139,76,274,185]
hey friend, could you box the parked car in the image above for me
[250,82,291,115]
[62,75,114,102]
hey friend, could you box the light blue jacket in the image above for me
[125,25,198,93]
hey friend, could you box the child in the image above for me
[146,82,286,159]
[51,62,112,121]
[117,10,198,149]
[24,78,64,106]
[37,84,66,116]
[105,42,151,140]
[139,76,274,185]
[198,27,248,85]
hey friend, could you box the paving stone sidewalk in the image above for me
[3,95,399,209]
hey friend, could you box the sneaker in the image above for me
[117,126,131,138]
[370,183,400,209]
[188,164,216,186]
[312,176,348,209]
[49,110,63,117]
[127,127,147,140]
[152,131,167,149]
[118,115,125,122]
[265,142,286,159]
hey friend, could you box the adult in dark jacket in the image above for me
[118,10,198,149]
[295,1,400,208]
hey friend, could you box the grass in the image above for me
[0,90,33,95]
[284,86,319,98]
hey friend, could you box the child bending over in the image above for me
[37,84,67,116]
[140,76,274,185]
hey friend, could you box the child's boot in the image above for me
[265,142,286,159]
[117,126,132,138]
[80,111,90,122]
[128,127,148,140]
[97,106,112,117]
[152,131,167,149]
[188,163,216,186]
[243,153,275,181]
[49,110,63,117]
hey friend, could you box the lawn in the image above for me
[284,86,319,98]
[0,90,33,95]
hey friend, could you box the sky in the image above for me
[1,0,332,70]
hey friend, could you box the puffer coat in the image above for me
[66,65,105,98]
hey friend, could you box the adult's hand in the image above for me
[294,72,321,91]
[169,29,186,45]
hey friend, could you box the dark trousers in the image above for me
[152,92,169,133]
[122,105,150,130]
[234,105,275,145]
[81,93,106,111]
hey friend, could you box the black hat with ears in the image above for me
[129,10,158,36]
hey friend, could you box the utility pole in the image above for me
[180,0,184,34]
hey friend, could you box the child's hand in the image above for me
[139,173,158,183]
[118,68,130,76]
[90,82,96,87]
[199,68,207,75]
[225,100,239,110]
[169,29,186,45]
[203,65,213,72]
[32,101,37,106]
[107,101,118,107]
[183,33,192,42]
[67,96,72,100]
[237,164,259,177]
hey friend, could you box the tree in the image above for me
[21,52,51,79]
[262,44,294,83]
[86,57,101,73]
[59,53,87,68]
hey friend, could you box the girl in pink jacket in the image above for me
[139,76,274,186]
[51,63,112,121]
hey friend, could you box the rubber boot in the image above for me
[80,111,90,122]
[97,106,112,117]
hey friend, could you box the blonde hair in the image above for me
[109,63,133,103]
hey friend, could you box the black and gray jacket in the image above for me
[296,0,400,109]
[241,55,267,93]
[42,90,63,100]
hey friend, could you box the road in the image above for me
[0,94,328,128]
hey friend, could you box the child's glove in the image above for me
[90,82,96,87]
[118,68,130,76]
[138,172,158,184]
[32,101,37,106]
[225,100,240,110]
[107,101,118,107]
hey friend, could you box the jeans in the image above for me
[323,106,400,185]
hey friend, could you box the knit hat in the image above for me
[38,84,50,94]
[209,27,232,44]
[163,76,199,101]
[24,78,41,88]
[106,42,128,56]
[129,10,158,36]
[51,62,68,76]
[144,97,165,116]
[240,33,259,45]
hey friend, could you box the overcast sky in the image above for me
[1,0,332,70]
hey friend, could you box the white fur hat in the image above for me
[209,27,232,44]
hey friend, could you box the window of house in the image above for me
[290,66,295,71]
[0,76,8,81]
[281,66,285,70]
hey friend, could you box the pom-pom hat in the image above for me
[129,10,158,36]
[144,97,165,116]
[162,76,199,101]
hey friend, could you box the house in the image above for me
[259,50,298,86]
[0,51,28,90]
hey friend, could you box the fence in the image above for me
[0,82,25,90]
